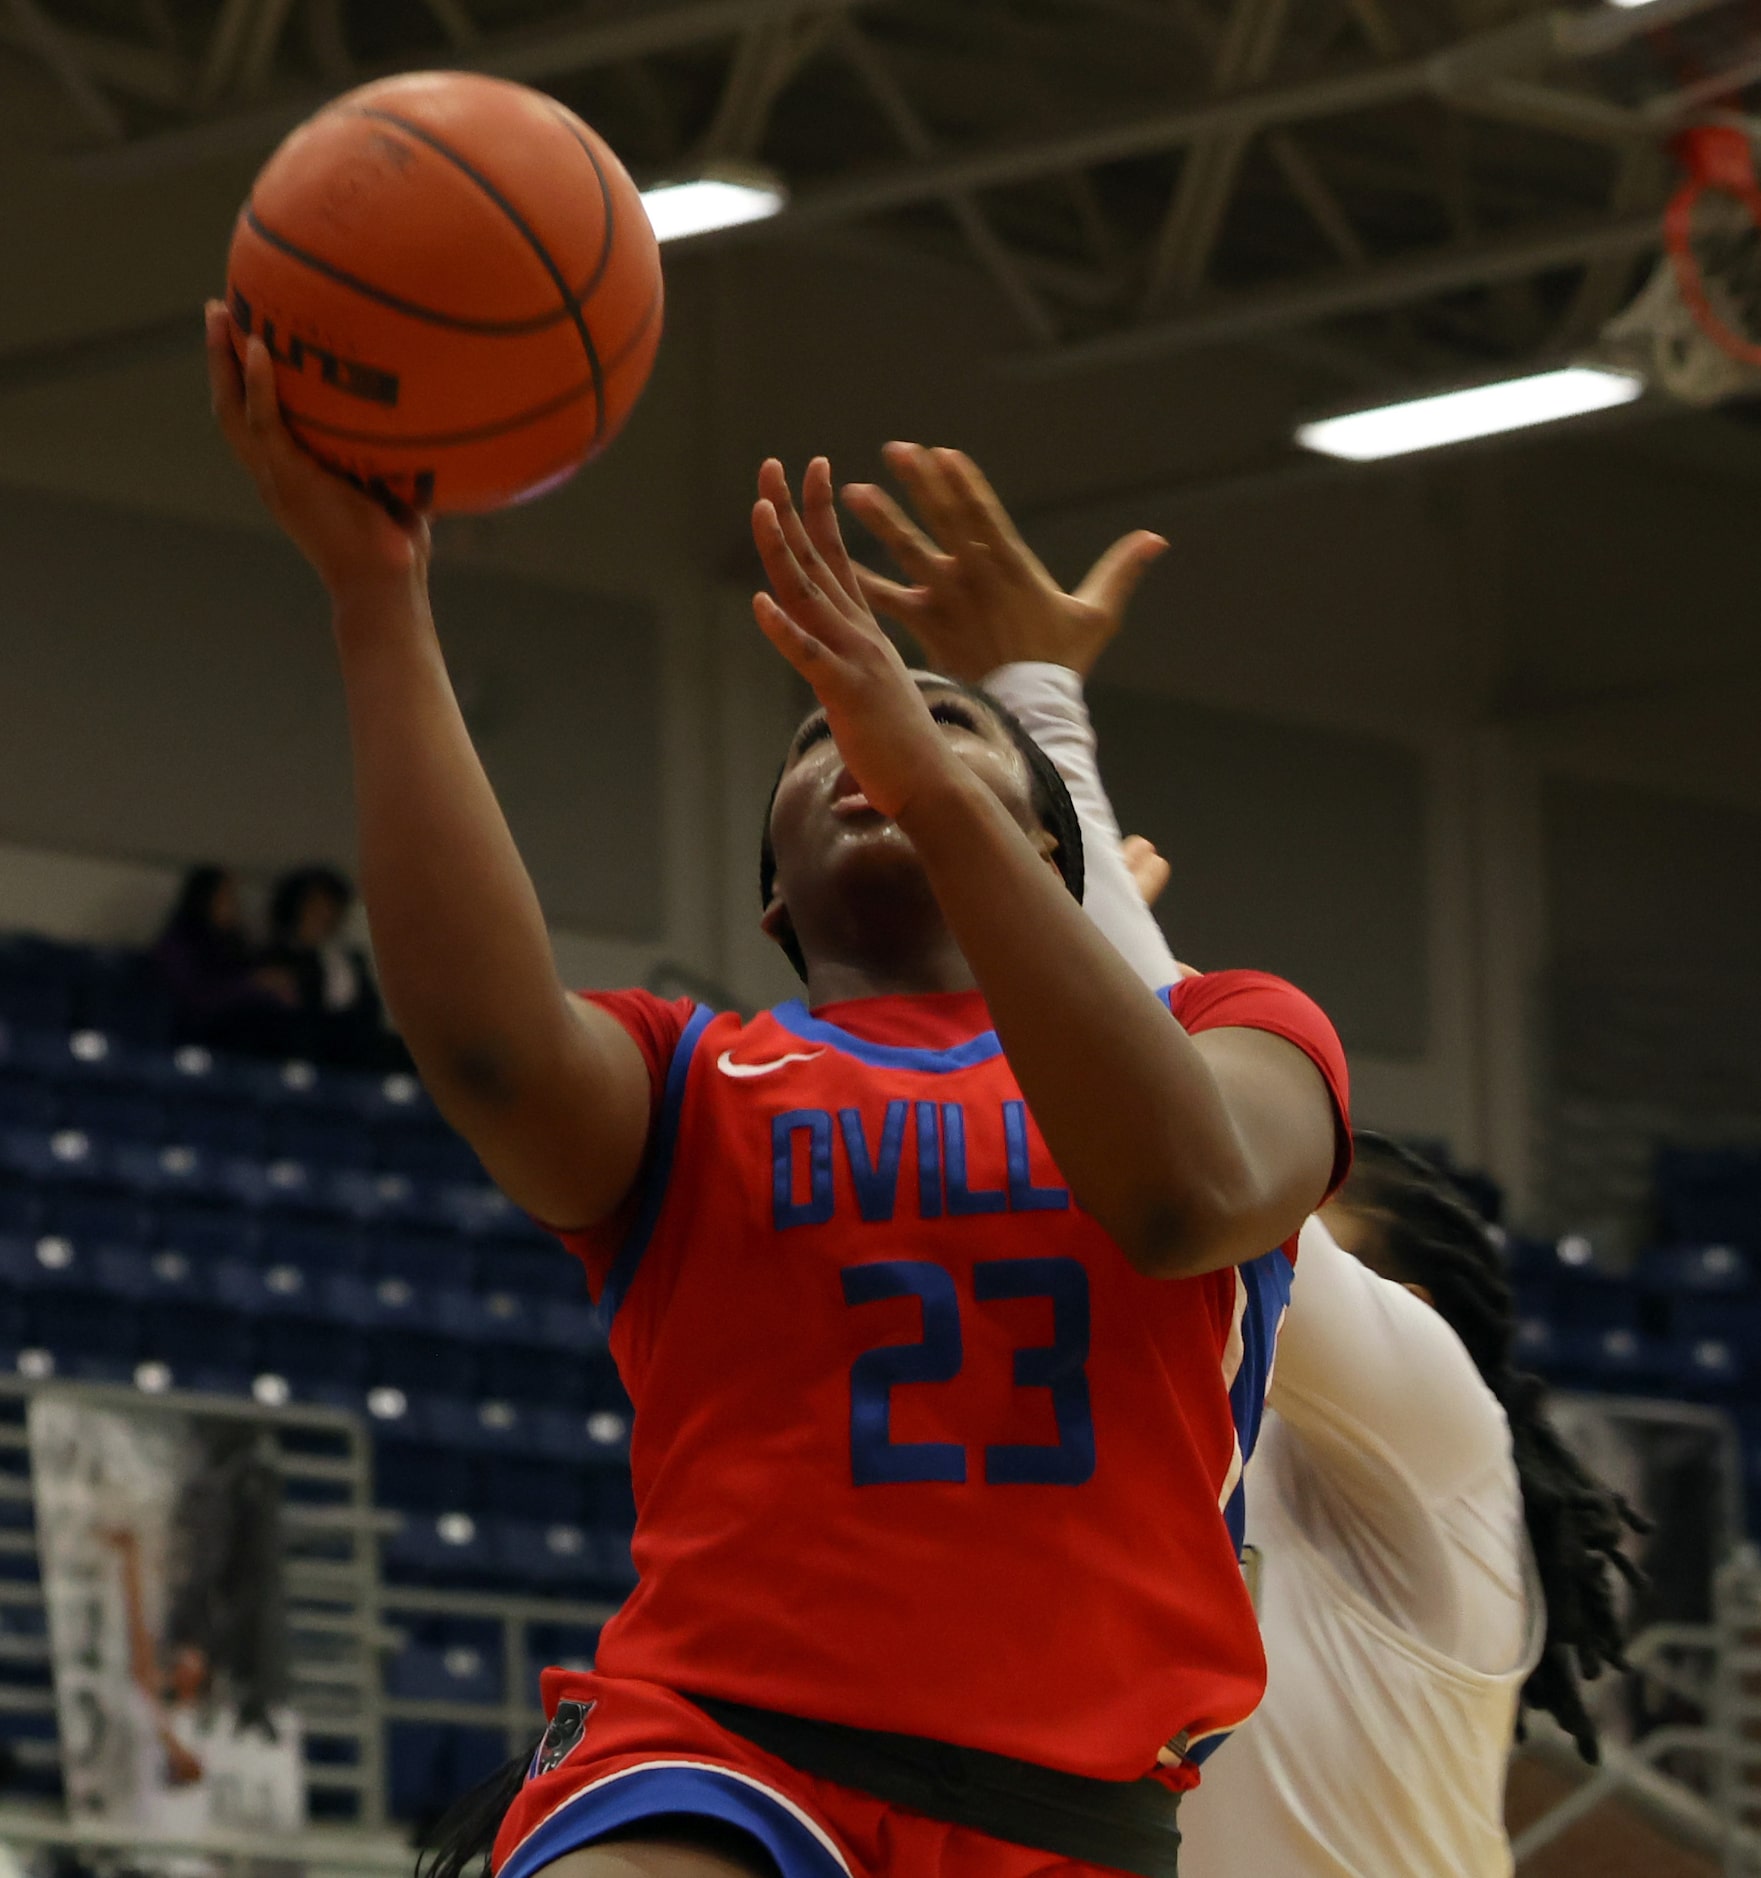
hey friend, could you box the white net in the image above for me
[1598,250,1761,407]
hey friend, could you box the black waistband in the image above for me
[686,1694,1181,1878]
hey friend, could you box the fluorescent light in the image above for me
[640,172,786,243]
[1295,366,1644,461]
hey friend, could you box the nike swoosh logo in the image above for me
[715,1049,824,1079]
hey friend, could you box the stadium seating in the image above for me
[0,936,637,1633]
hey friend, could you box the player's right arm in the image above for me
[204,306,651,1229]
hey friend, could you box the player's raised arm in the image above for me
[845,442,1181,993]
[752,456,1339,1278]
[204,307,652,1230]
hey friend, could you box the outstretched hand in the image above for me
[204,300,428,597]
[751,456,962,822]
[843,443,1166,683]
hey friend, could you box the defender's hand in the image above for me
[843,443,1166,682]
[205,300,428,599]
[751,456,962,822]
[1123,835,1171,908]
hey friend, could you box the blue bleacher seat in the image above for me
[1668,1335,1746,1399]
[387,1722,505,1824]
[79,954,175,1045]
[478,1342,589,1409]
[385,1641,501,1705]
[1672,1294,1761,1351]
[0,1127,111,1189]
[383,1509,495,1584]
[1637,1243,1753,1294]
[0,1189,41,1237]
[437,1286,544,1349]
[260,1217,363,1272]
[489,1518,598,1594]
[157,1199,257,1263]
[374,1121,481,1183]
[42,1189,152,1247]
[369,1231,474,1292]
[139,1289,249,1379]
[168,1095,266,1157]
[1657,1147,1761,1251]
[0,1081,55,1131]
[369,1325,476,1398]
[530,1406,631,1467]
[476,1240,582,1302]
[57,1085,166,1140]
[268,1112,372,1170]
[1559,1326,1673,1391]
[0,984,74,1033]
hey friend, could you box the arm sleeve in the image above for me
[1168,968,1353,1199]
[549,989,696,1296]
[982,662,1182,993]
[1273,1216,1513,1510]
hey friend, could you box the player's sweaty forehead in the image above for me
[782,674,1007,771]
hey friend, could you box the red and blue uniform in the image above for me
[495,973,1349,1878]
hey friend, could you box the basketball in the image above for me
[224,71,663,514]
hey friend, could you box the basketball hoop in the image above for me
[1598,119,1761,407]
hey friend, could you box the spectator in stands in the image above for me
[152,866,301,1056]
[262,865,401,1069]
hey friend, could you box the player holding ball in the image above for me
[206,298,1349,1878]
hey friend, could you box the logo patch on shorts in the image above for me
[533,1699,596,1777]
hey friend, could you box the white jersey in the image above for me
[1179,1220,1543,1878]
[984,663,1545,1878]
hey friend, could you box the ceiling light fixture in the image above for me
[1295,366,1645,461]
[640,167,787,243]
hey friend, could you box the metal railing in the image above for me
[0,1373,390,1830]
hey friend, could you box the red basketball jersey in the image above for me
[559,973,1349,1786]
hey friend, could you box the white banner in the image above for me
[29,1395,305,1862]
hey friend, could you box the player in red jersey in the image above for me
[205,307,1350,1878]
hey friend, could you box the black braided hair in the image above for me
[1339,1131,1649,1763]
[416,1736,539,1878]
[758,678,1086,983]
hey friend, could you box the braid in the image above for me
[1342,1133,1649,1762]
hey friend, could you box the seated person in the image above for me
[152,865,300,1056]
[262,866,404,1068]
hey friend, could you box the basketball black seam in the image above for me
[353,105,606,448]
[549,109,618,308]
[240,205,574,335]
[280,285,659,451]
[284,374,596,447]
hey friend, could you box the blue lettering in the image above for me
[1003,1102,1069,1213]
[839,1101,907,1223]
[916,1100,943,1219]
[941,1103,1007,1216]
[772,1109,834,1229]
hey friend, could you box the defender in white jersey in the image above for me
[844,442,1643,1878]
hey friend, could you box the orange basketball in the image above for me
[225,71,663,513]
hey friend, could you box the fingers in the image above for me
[851,562,927,626]
[884,442,969,555]
[204,301,242,415]
[752,589,827,680]
[752,497,862,658]
[1076,530,1168,623]
[800,456,864,605]
[841,480,947,587]
[758,459,847,610]
[938,448,1037,570]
